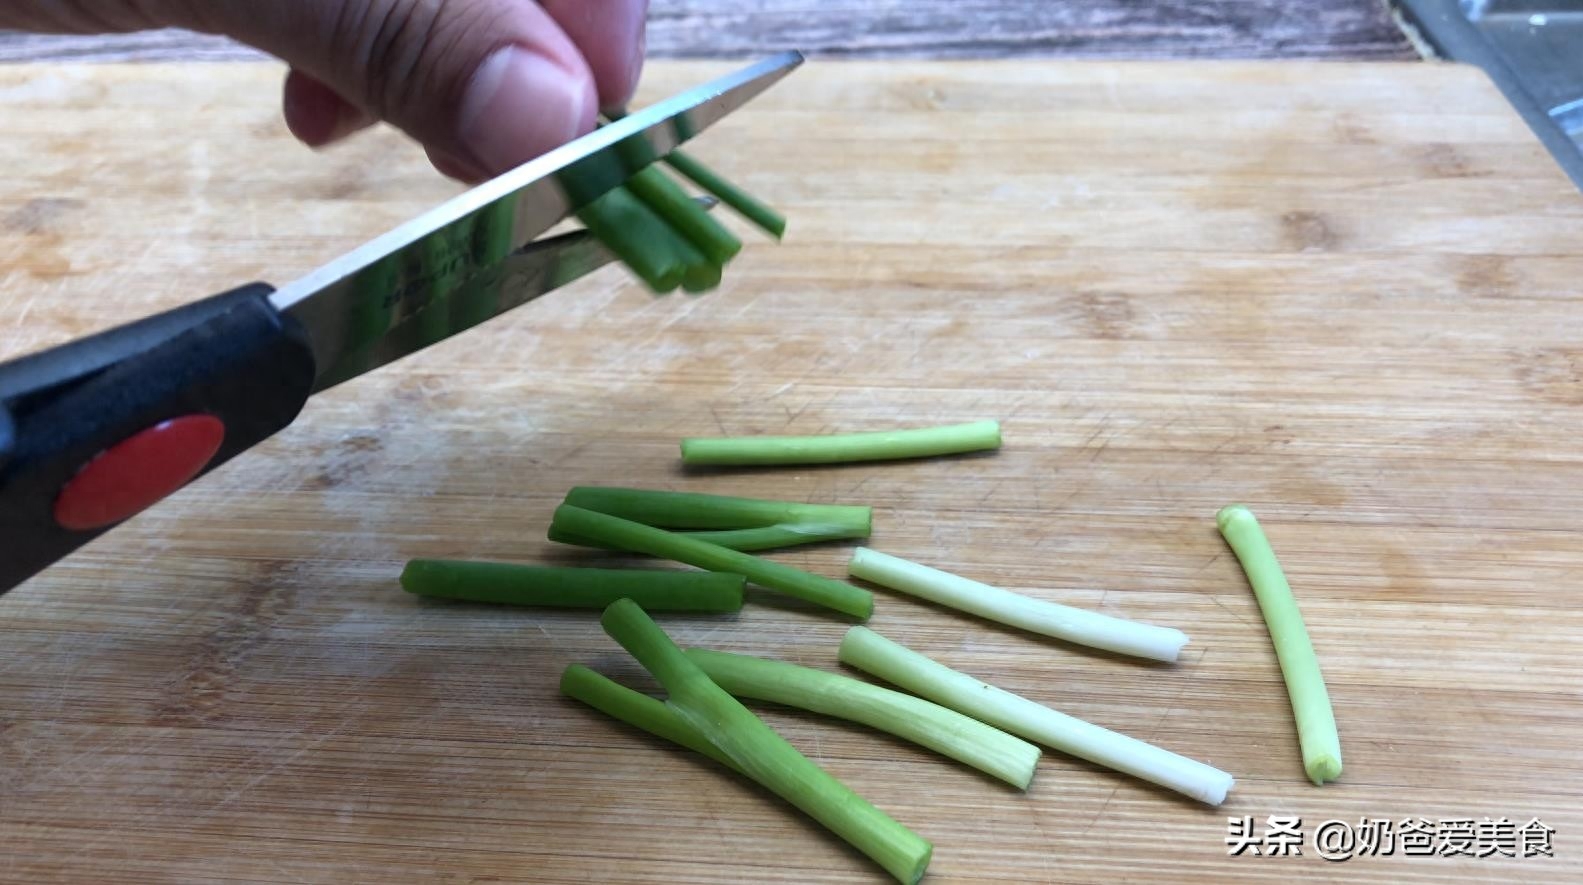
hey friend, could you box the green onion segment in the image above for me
[687,648,1040,789]
[601,599,932,884]
[839,626,1235,805]
[1216,505,1342,786]
[549,505,873,620]
[847,548,1188,662]
[681,420,1003,467]
[400,560,744,612]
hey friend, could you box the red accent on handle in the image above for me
[53,414,226,531]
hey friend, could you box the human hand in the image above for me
[3,1,648,181]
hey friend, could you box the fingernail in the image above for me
[459,46,596,177]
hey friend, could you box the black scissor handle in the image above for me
[0,284,316,595]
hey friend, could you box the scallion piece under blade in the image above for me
[1216,504,1342,786]
[681,420,1002,466]
[574,186,686,292]
[601,600,932,884]
[663,149,787,239]
[626,165,743,266]
[400,560,744,612]
[564,487,872,533]
[848,548,1188,662]
[686,648,1040,789]
[560,664,735,768]
[838,626,1235,805]
[550,505,873,620]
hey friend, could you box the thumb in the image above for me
[183,0,601,179]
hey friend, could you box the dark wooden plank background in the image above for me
[0,0,1416,62]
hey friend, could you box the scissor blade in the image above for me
[312,198,716,391]
[270,51,802,391]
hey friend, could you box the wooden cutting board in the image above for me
[3,60,1582,884]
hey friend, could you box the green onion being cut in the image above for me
[575,186,687,292]
[686,648,1040,789]
[626,165,743,266]
[601,600,932,884]
[680,420,1002,466]
[1216,504,1342,786]
[564,486,872,533]
[847,548,1188,662]
[663,149,786,239]
[550,505,873,619]
[400,560,744,612]
[838,627,1235,805]
[561,664,734,768]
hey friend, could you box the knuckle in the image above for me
[340,0,502,128]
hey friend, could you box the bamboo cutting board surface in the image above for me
[2,60,1582,884]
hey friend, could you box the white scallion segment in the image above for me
[838,626,1235,806]
[847,548,1189,663]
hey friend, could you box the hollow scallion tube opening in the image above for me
[601,600,932,884]
[686,648,1040,789]
[400,561,744,612]
[838,626,1235,805]
[550,505,873,619]
[848,548,1187,662]
[1217,505,1342,786]
[681,420,1003,466]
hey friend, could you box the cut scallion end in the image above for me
[681,260,723,294]
[681,420,1002,466]
[560,665,735,769]
[838,626,1236,805]
[550,505,873,620]
[601,600,932,884]
[563,487,871,534]
[663,149,787,239]
[686,648,1040,789]
[1216,504,1342,786]
[400,560,744,612]
[847,548,1188,662]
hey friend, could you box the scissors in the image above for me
[0,52,804,596]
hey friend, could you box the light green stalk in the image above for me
[1216,505,1342,786]
[839,626,1236,806]
[686,648,1040,789]
[681,420,1002,466]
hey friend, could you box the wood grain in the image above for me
[0,0,1416,63]
[3,59,1582,884]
